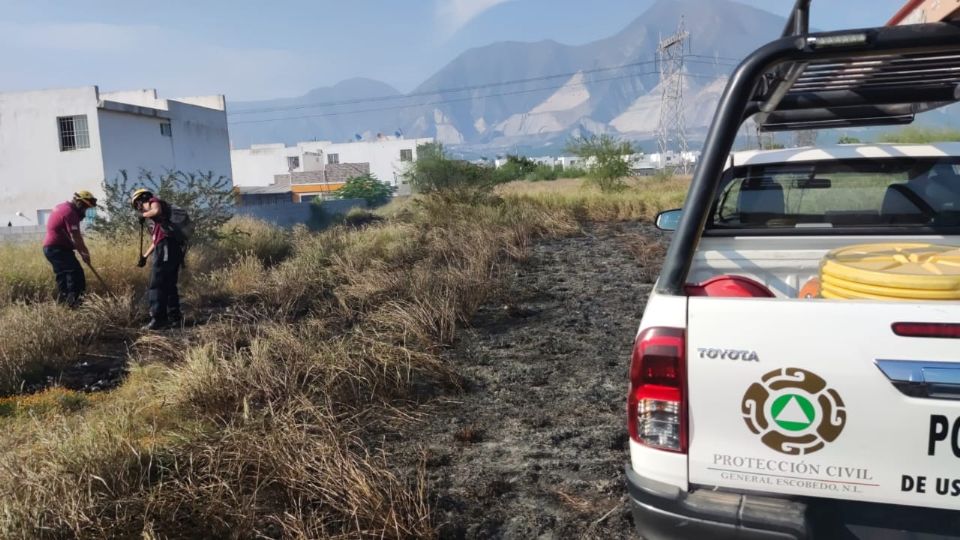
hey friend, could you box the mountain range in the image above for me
[226,0,956,154]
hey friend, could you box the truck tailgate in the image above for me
[687,297,960,511]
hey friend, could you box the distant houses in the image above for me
[489,150,700,176]
[231,136,434,205]
[0,86,232,227]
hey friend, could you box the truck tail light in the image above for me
[892,322,960,339]
[628,327,687,453]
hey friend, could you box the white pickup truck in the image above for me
[625,8,960,539]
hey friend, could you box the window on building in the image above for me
[57,115,90,151]
[160,122,172,137]
[327,153,340,165]
[287,156,300,170]
[400,149,413,162]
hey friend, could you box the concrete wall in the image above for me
[303,151,324,172]
[231,144,299,187]
[284,170,326,184]
[317,198,368,216]
[173,95,228,110]
[233,198,367,228]
[166,99,233,179]
[0,86,106,225]
[233,201,315,228]
[99,96,232,184]
[100,89,159,108]
[238,192,290,206]
[98,109,176,183]
[0,225,45,244]
[325,163,370,183]
[321,139,429,186]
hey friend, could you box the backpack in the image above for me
[160,201,193,246]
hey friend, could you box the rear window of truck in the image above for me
[709,157,960,231]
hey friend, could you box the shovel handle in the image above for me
[84,261,111,293]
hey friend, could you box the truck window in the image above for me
[710,158,960,230]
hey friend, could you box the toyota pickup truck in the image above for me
[626,5,960,539]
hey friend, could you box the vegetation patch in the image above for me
[0,167,686,537]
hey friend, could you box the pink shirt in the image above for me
[148,197,168,246]
[42,202,83,249]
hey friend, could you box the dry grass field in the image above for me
[0,177,688,538]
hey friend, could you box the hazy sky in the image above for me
[0,0,907,101]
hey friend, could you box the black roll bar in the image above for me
[782,0,811,38]
[655,22,960,296]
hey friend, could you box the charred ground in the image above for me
[399,222,665,539]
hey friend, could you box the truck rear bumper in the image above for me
[625,464,808,540]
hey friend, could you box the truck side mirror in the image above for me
[655,209,682,231]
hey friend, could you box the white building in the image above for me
[0,86,232,226]
[648,150,701,169]
[557,156,586,170]
[230,136,433,200]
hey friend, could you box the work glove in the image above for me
[137,255,147,268]
[138,216,146,225]
[80,251,91,265]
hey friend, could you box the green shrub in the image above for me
[565,135,634,192]
[494,155,539,183]
[343,208,384,228]
[335,173,395,207]
[403,143,497,203]
[526,164,559,182]
[91,169,234,243]
[562,166,588,179]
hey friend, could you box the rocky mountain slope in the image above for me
[230,0,958,151]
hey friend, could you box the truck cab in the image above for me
[625,4,960,538]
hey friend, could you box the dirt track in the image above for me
[405,222,665,539]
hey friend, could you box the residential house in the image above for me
[0,86,232,226]
[230,136,433,201]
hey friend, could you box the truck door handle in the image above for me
[875,360,960,400]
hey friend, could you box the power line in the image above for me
[230,70,728,126]
[228,56,738,117]
[688,53,743,63]
[230,60,657,116]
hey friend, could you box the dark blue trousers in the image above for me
[148,238,183,322]
[43,246,86,307]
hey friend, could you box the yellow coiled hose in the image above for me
[818,243,960,301]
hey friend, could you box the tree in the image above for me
[837,135,862,144]
[402,143,497,203]
[90,169,234,243]
[565,134,634,192]
[494,154,539,183]
[877,126,960,144]
[335,173,395,207]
